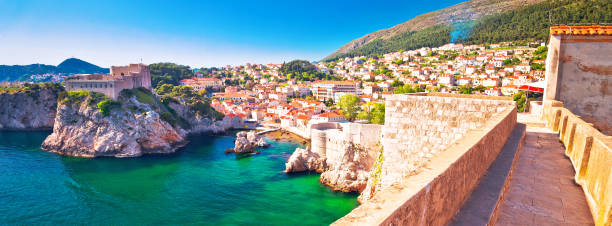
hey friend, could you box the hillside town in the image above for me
[177,41,546,137]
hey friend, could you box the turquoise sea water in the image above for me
[0,131,358,225]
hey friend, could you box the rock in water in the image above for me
[284,148,326,173]
[229,131,269,154]
[233,135,254,154]
[255,137,269,147]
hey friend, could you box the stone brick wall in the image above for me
[334,95,517,225]
[310,122,382,162]
[360,95,515,200]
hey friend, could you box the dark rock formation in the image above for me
[0,86,61,130]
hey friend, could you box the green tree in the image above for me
[336,94,361,122]
[357,102,385,124]
[149,63,194,88]
[155,83,175,95]
[390,80,404,88]
[324,98,334,107]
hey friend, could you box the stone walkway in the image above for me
[495,114,594,225]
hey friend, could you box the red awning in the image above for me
[518,85,544,93]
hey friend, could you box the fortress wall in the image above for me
[310,129,329,158]
[545,35,612,135]
[334,95,517,225]
[310,122,383,164]
[341,123,382,149]
[325,123,383,170]
[65,81,117,99]
[310,122,343,157]
[113,78,135,98]
[377,95,515,192]
[544,101,612,225]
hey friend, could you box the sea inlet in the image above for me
[0,131,357,225]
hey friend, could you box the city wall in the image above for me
[334,94,517,225]
[310,122,382,169]
[544,34,612,135]
[543,100,612,225]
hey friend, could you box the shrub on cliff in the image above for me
[60,90,91,105]
[132,87,156,106]
[97,99,120,116]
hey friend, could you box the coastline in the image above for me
[262,129,310,146]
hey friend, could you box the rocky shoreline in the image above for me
[0,85,62,130]
[282,123,383,197]
[262,130,309,145]
[40,88,238,158]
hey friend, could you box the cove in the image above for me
[0,131,358,225]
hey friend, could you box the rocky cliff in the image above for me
[42,91,188,157]
[167,101,241,134]
[41,88,231,158]
[0,85,62,130]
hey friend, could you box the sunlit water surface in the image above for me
[0,131,357,225]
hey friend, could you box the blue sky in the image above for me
[0,0,465,68]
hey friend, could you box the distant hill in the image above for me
[56,58,108,74]
[0,58,109,81]
[324,0,612,61]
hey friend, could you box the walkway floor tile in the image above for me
[496,114,594,226]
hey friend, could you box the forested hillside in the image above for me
[149,63,194,89]
[324,0,612,61]
[457,0,612,44]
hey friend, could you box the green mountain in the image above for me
[0,58,109,81]
[324,0,612,61]
[56,58,108,74]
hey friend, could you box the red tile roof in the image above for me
[550,25,612,36]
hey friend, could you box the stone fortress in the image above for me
[65,64,152,99]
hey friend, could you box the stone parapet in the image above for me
[334,94,517,225]
[543,100,612,225]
